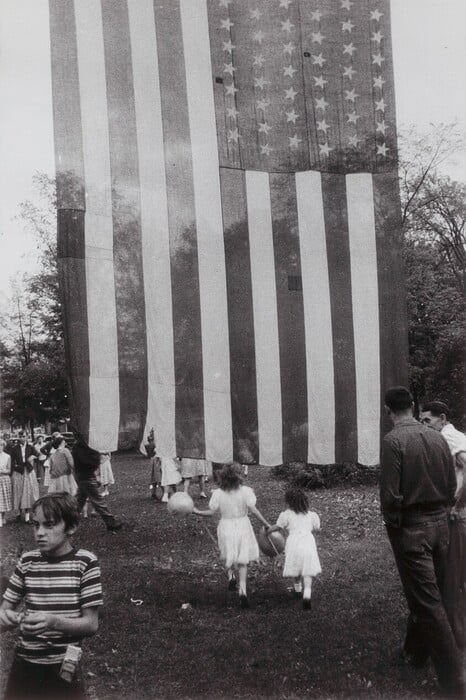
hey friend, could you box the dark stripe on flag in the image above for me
[101,0,148,449]
[220,167,259,464]
[373,171,409,437]
[321,173,358,462]
[269,173,308,462]
[57,212,90,444]
[153,0,205,457]
[49,0,90,441]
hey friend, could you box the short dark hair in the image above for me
[285,487,309,514]
[421,400,450,419]
[384,386,413,412]
[32,493,79,531]
[52,435,64,450]
[218,462,243,491]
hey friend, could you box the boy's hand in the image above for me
[20,612,54,635]
[0,609,22,629]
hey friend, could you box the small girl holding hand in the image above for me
[268,487,321,610]
[193,462,270,608]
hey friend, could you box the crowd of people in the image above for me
[0,387,464,699]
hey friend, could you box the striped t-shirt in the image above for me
[3,548,103,664]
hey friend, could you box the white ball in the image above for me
[167,491,194,514]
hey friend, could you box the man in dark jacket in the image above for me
[72,432,122,532]
[380,386,464,697]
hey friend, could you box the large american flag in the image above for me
[49,0,408,466]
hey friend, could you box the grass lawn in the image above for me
[1,454,441,699]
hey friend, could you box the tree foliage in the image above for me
[399,124,466,425]
[0,173,68,433]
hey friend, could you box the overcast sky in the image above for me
[1,0,465,301]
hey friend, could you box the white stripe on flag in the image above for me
[245,171,282,466]
[296,171,336,464]
[127,0,176,459]
[346,174,380,465]
[74,0,119,451]
[180,0,232,462]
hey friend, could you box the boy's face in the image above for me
[420,411,445,432]
[32,506,75,557]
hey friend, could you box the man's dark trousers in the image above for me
[76,476,119,528]
[387,508,464,696]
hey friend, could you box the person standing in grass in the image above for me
[72,431,123,533]
[420,400,466,650]
[48,435,78,497]
[98,452,115,497]
[267,487,321,610]
[192,462,270,608]
[0,439,12,527]
[380,386,464,698]
[0,493,103,699]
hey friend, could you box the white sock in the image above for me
[303,587,311,599]
[294,582,303,593]
[25,512,30,522]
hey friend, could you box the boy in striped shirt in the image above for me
[0,492,103,699]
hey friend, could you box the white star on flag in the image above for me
[256,98,270,111]
[283,65,297,78]
[226,107,239,119]
[341,0,353,10]
[286,109,299,123]
[283,42,296,55]
[254,76,270,89]
[260,143,274,155]
[221,18,234,31]
[375,98,386,112]
[315,96,329,110]
[319,142,333,156]
[312,53,326,67]
[371,31,383,43]
[313,75,328,88]
[253,30,265,43]
[376,120,387,134]
[343,43,356,56]
[317,119,330,132]
[258,122,272,134]
[223,63,236,75]
[372,53,385,66]
[345,89,359,102]
[312,31,325,44]
[225,83,238,96]
[285,86,298,101]
[343,66,357,80]
[346,112,360,124]
[348,135,360,147]
[253,54,266,67]
[279,0,293,7]
[250,8,262,20]
[281,19,294,33]
[219,0,232,6]
[342,20,354,32]
[310,10,322,21]
[289,134,302,148]
[222,40,235,53]
[376,143,389,156]
[373,76,385,89]
[228,128,239,142]
[370,10,383,21]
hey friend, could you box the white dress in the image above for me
[161,457,181,487]
[209,486,260,568]
[277,509,322,578]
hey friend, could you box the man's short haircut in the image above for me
[384,386,413,412]
[32,492,79,530]
[421,400,450,419]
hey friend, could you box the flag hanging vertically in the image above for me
[49,0,408,465]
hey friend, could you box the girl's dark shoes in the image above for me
[302,598,312,610]
[228,578,237,591]
[239,595,250,609]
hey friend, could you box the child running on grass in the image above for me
[192,462,270,608]
[268,487,321,610]
[0,492,103,699]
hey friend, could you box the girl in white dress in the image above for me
[193,462,270,608]
[47,436,78,497]
[0,440,12,526]
[268,487,321,610]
